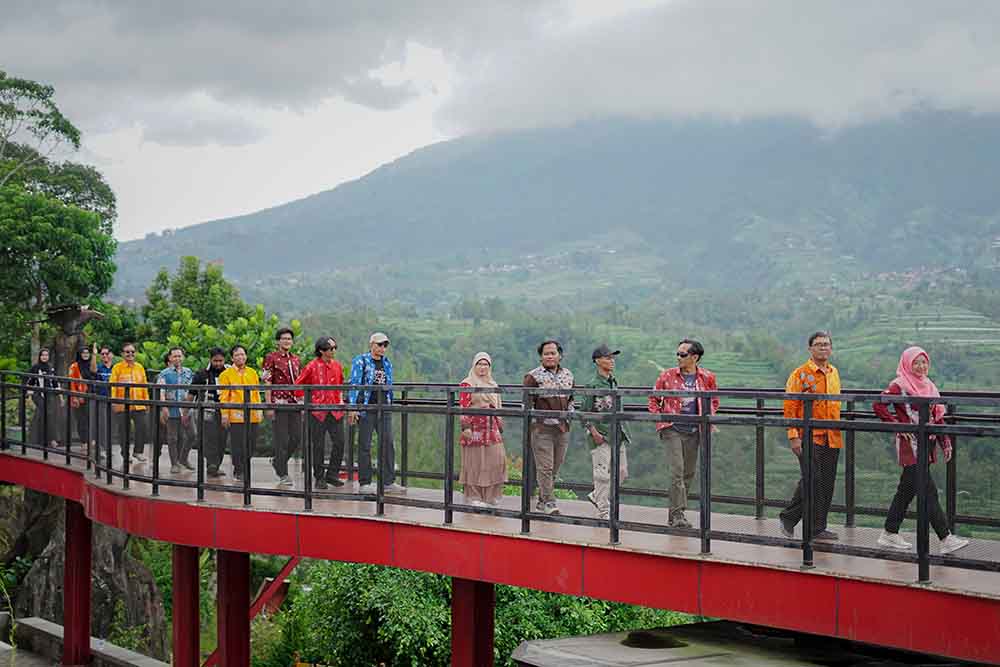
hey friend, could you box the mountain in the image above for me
[113,112,1000,311]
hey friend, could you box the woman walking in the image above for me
[872,346,969,555]
[459,352,507,507]
[68,345,97,448]
[25,347,60,449]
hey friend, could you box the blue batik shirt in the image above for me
[157,366,194,418]
[348,353,393,411]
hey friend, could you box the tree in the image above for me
[141,257,253,341]
[0,185,117,357]
[0,70,81,188]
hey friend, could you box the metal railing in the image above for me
[2,370,998,584]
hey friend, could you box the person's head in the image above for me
[230,345,247,368]
[208,347,226,371]
[315,336,337,360]
[537,339,562,369]
[901,346,931,378]
[99,346,113,365]
[77,346,91,363]
[592,344,620,375]
[807,331,833,364]
[122,342,137,364]
[275,327,294,352]
[369,332,389,358]
[37,347,50,364]
[474,352,492,378]
[167,346,184,368]
[676,339,704,372]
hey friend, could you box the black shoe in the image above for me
[779,519,795,538]
[233,471,243,482]
[326,478,345,487]
[812,530,839,541]
[207,467,225,478]
[314,479,328,490]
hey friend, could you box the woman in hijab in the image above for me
[68,344,97,448]
[458,352,508,507]
[25,347,61,449]
[872,346,969,555]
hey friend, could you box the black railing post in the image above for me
[303,387,313,511]
[85,381,93,471]
[41,379,49,460]
[609,392,622,545]
[375,387,385,516]
[196,403,206,502]
[916,401,931,584]
[346,416,355,487]
[401,389,409,487]
[19,380,27,455]
[801,399,814,568]
[845,400,856,528]
[122,385,131,490]
[1,373,7,451]
[65,377,73,465]
[945,403,957,534]
[242,388,252,507]
[754,398,765,520]
[151,384,161,496]
[699,395,713,554]
[444,390,455,524]
[105,391,113,484]
[520,388,532,534]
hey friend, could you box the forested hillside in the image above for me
[113,112,1000,309]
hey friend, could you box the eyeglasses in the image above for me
[676,351,691,358]
[375,341,389,348]
[123,350,136,355]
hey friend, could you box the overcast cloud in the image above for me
[1,1,998,239]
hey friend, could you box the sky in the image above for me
[3,0,999,241]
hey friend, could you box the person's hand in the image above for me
[181,412,190,427]
[591,429,605,446]
[348,412,359,425]
[160,408,168,425]
[221,414,230,428]
[462,428,472,440]
[789,437,802,456]
[266,409,275,420]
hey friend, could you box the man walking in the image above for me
[296,336,346,489]
[348,333,407,495]
[157,347,195,473]
[648,339,719,528]
[110,342,149,463]
[263,327,302,485]
[524,339,574,515]
[779,331,842,541]
[579,344,629,521]
[188,348,228,477]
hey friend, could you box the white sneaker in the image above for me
[384,483,408,495]
[470,500,488,508]
[169,464,182,474]
[543,501,560,516]
[940,534,970,555]
[877,531,912,550]
[277,476,294,487]
[358,483,376,494]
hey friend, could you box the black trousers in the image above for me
[201,415,227,472]
[73,403,91,445]
[272,410,302,477]
[116,410,148,458]
[357,411,395,486]
[885,464,949,539]
[780,444,840,534]
[309,413,345,481]
[229,422,259,477]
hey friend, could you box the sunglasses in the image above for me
[676,351,691,358]
[123,350,136,355]
[375,341,389,348]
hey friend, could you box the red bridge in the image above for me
[1,376,998,666]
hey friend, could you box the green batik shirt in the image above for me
[578,370,631,449]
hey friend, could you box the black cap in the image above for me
[592,344,621,360]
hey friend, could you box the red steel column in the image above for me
[172,545,200,666]
[451,577,495,667]
[217,549,250,667]
[63,500,92,667]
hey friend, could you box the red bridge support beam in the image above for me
[451,577,495,667]
[217,550,250,667]
[63,500,92,667]
[172,545,200,667]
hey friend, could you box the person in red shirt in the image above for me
[295,336,346,490]
[263,327,302,486]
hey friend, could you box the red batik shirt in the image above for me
[263,351,301,404]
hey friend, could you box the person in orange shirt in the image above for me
[219,344,264,481]
[779,331,842,541]
[67,345,97,448]
[110,342,150,463]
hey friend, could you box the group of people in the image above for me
[21,328,970,554]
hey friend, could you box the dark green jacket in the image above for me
[577,370,631,448]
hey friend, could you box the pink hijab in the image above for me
[894,346,945,421]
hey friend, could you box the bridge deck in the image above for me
[4,446,998,602]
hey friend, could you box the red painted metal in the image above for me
[452,577,495,667]
[216,550,250,667]
[62,500,92,667]
[172,545,200,667]
[3,453,1000,665]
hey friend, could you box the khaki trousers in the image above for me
[590,442,629,516]
[531,425,569,505]
[661,428,700,520]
